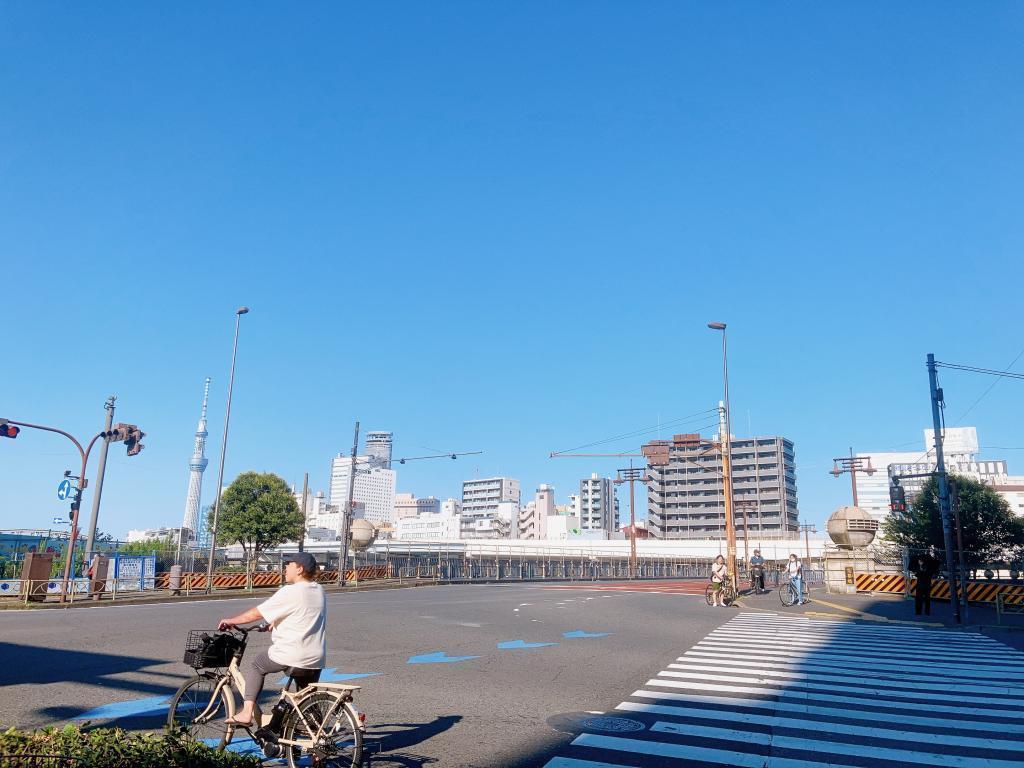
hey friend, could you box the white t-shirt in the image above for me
[787,559,802,577]
[257,580,327,668]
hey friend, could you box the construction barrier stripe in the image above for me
[153,566,392,591]
[853,572,1024,604]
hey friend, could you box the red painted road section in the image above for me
[542,580,709,595]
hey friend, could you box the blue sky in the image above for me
[2,3,1023,538]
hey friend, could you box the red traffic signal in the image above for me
[0,423,19,439]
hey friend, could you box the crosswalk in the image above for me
[542,612,1024,768]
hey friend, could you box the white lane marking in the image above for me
[617,700,1022,750]
[542,758,632,768]
[726,618,1012,646]
[679,651,1024,684]
[666,660,1024,696]
[627,688,1024,733]
[642,677,1024,718]
[690,641,1024,678]
[647,721,1024,768]
[705,628,1024,660]
[653,669,1019,706]
[572,733,824,768]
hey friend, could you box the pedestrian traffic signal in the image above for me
[0,419,19,439]
[889,481,906,513]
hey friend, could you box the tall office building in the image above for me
[180,378,211,542]
[644,432,798,539]
[329,455,397,527]
[579,474,617,537]
[461,477,520,538]
[365,431,393,469]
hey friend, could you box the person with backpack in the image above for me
[710,554,728,607]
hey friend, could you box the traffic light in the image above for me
[889,480,906,513]
[125,425,145,456]
[0,419,19,439]
[104,423,145,455]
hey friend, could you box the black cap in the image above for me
[284,552,318,576]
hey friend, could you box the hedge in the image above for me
[0,724,261,767]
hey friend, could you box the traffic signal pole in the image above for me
[338,421,360,586]
[927,353,961,624]
[83,396,116,564]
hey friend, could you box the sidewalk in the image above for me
[733,582,1024,651]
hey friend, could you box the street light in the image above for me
[205,306,249,593]
[707,321,737,585]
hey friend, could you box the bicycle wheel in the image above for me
[283,691,363,768]
[167,674,234,750]
[779,583,796,607]
[723,585,736,606]
[705,584,715,606]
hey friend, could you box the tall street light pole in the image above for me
[830,448,876,506]
[708,322,737,585]
[205,306,249,593]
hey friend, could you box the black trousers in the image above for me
[915,579,932,615]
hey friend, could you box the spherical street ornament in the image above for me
[826,506,878,550]
[984,569,995,580]
[349,519,378,551]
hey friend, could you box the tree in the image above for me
[883,475,1024,568]
[208,471,303,574]
[117,536,175,555]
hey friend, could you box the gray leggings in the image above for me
[241,650,321,703]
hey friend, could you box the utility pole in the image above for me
[927,353,961,623]
[83,395,116,561]
[830,448,876,506]
[615,464,645,579]
[338,421,360,586]
[799,522,816,562]
[298,472,308,553]
[717,400,738,585]
[948,478,970,624]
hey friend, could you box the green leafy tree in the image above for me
[883,475,1024,567]
[208,471,303,573]
[117,536,175,555]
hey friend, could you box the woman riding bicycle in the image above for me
[217,551,326,727]
[709,554,728,607]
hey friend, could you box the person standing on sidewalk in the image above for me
[787,553,805,605]
[914,550,938,616]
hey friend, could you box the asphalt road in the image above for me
[0,580,730,766]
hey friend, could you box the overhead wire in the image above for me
[551,407,719,456]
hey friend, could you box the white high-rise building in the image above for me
[395,506,462,540]
[579,473,617,537]
[329,455,397,526]
[461,477,520,538]
[518,484,556,539]
[365,431,393,469]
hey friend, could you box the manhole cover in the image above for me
[579,716,645,733]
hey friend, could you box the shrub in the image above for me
[0,724,261,767]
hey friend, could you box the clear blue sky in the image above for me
[2,3,1023,538]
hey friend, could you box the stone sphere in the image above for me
[349,519,378,551]
[826,506,878,549]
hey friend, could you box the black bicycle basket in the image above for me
[183,630,243,669]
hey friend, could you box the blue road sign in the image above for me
[57,479,72,500]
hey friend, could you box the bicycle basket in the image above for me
[183,630,243,669]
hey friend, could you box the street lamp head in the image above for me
[236,306,250,315]
[707,322,727,330]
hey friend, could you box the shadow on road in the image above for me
[365,715,460,767]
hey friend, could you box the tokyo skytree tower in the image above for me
[181,377,211,541]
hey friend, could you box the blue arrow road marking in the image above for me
[276,667,380,685]
[73,695,171,720]
[563,630,612,639]
[407,651,480,664]
[497,639,558,650]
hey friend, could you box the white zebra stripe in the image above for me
[627,688,1024,733]
[616,700,1024,750]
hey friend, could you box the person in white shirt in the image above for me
[710,554,728,607]
[786,553,805,605]
[217,552,326,726]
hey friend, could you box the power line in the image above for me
[949,346,1024,424]
[551,408,718,456]
[935,361,1024,380]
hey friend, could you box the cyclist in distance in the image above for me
[786,553,805,605]
[217,552,327,727]
[749,549,766,594]
[710,554,728,607]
